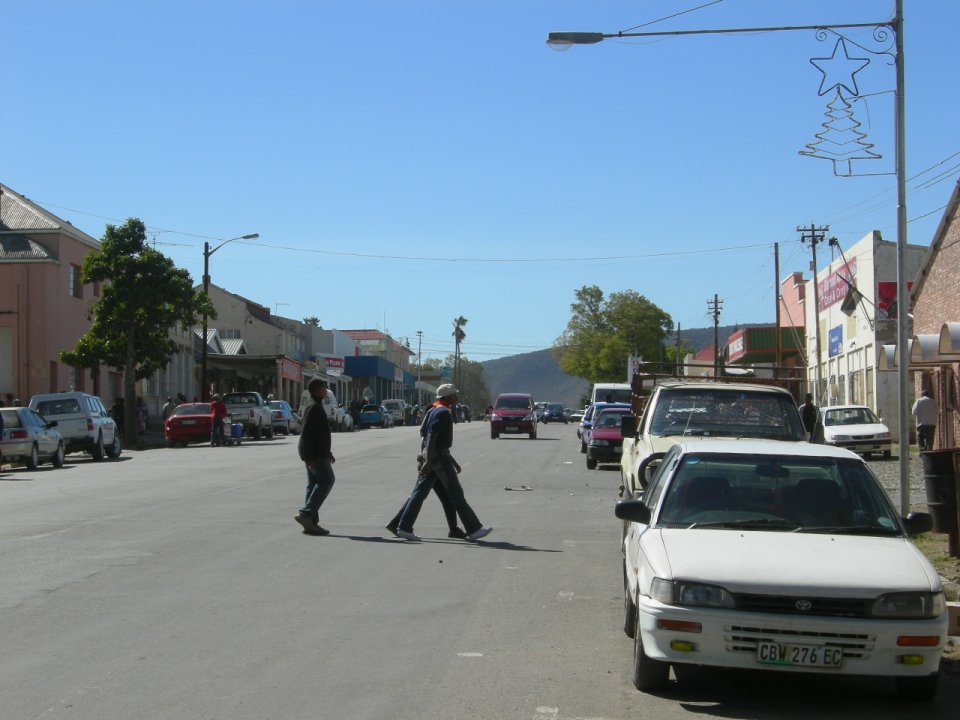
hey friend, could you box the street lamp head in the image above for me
[546,32,606,51]
[241,233,259,240]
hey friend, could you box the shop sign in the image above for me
[828,325,844,358]
[282,358,300,381]
[819,258,857,311]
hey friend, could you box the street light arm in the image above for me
[207,232,259,257]
[547,21,889,48]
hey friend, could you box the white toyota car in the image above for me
[616,439,946,700]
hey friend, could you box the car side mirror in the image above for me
[614,499,651,525]
[620,414,637,437]
[902,512,933,536]
[47,420,58,428]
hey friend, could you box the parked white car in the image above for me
[820,405,892,459]
[381,399,407,426]
[28,392,121,460]
[615,439,946,700]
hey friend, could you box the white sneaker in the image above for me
[466,527,492,542]
[397,529,421,542]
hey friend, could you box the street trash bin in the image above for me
[922,449,958,535]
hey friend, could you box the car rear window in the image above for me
[1,409,22,428]
[174,403,212,416]
[224,393,258,404]
[496,396,531,410]
[35,399,82,415]
[361,405,380,412]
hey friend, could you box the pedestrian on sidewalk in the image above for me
[393,384,491,543]
[800,393,819,443]
[912,389,937,451]
[295,378,336,536]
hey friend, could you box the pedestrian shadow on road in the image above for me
[465,539,562,553]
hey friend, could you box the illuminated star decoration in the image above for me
[809,38,870,97]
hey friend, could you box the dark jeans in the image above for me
[917,425,936,451]
[397,452,481,534]
[300,459,336,523]
[211,418,226,446]
[389,482,458,532]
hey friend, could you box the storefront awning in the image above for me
[878,322,960,371]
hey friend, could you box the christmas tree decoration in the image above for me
[800,89,880,176]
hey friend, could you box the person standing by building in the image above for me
[162,397,176,424]
[800,393,819,443]
[295,378,336,536]
[210,394,227,447]
[394,384,491,543]
[911,389,937,451]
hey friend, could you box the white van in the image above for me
[300,388,352,432]
[381,399,407,425]
[590,383,632,405]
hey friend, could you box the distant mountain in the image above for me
[481,349,590,408]
[480,324,767,408]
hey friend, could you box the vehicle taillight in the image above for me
[87,418,94,431]
[10,430,28,439]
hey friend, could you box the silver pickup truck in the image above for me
[222,391,274,439]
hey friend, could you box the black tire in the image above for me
[580,439,587,454]
[252,423,262,440]
[896,672,939,701]
[586,455,597,470]
[265,424,274,439]
[91,433,105,461]
[633,614,670,692]
[529,431,537,440]
[52,442,65,468]
[491,430,499,440]
[106,434,122,459]
[883,450,892,459]
[623,571,637,638]
[26,444,39,470]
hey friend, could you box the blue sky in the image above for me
[4,1,957,361]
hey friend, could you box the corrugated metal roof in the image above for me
[0,233,56,262]
[220,338,247,355]
[0,183,99,247]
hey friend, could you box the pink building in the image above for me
[0,183,118,403]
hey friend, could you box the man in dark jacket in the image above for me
[295,378,336,536]
[800,393,819,443]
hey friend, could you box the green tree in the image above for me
[553,285,672,383]
[61,218,214,445]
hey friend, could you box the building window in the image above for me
[93,281,101,297]
[69,265,83,298]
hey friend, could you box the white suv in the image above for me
[381,399,406,426]
[29,392,122,460]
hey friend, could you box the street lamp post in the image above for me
[200,232,259,400]
[548,2,913,513]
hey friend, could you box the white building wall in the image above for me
[804,231,926,436]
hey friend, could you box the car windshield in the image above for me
[361,405,380,412]
[594,388,633,404]
[268,401,286,411]
[656,452,902,535]
[174,403,211,416]
[824,407,881,426]
[496,397,531,410]
[595,410,628,428]
[649,389,805,440]
[223,393,258,404]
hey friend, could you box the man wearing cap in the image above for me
[295,378,336,536]
[394,384,491,542]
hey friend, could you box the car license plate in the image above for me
[757,641,842,668]
[505,427,520,433]
[181,419,197,425]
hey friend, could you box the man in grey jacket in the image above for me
[295,378,336,536]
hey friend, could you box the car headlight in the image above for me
[649,578,734,608]
[523,413,535,421]
[872,591,944,619]
[591,439,610,447]
[491,413,501,421]
[876,432,890,439]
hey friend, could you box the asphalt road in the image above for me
[1,422,958,720]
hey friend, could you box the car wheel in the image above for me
[252,423,262,440]
[883,450,892,459]
[265,425,274,439]
[26,444,39,470]
[285,422,291,435]
[623,570,637,638]
[586,455,597,470]
[580,439,587,454]
[52,442,65,468]
[491,430,499,439]
[107,434,122,459]
[91,433,105,461]
[633,614,669,692]
[896,672,939,701]
[529,430,537,440]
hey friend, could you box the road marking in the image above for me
[457,652,483,657]
[535,708,558,717]
[557,591,574,599]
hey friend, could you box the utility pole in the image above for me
[707,295,723,376]
[774,242,781,380]
[416,330,423,406]
[675,323,682,376]
[799,224,828,403]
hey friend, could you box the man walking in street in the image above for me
[912,389,937,451]
[210,394,227,446]
[394,384,491,543]
[295,378,336,536]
